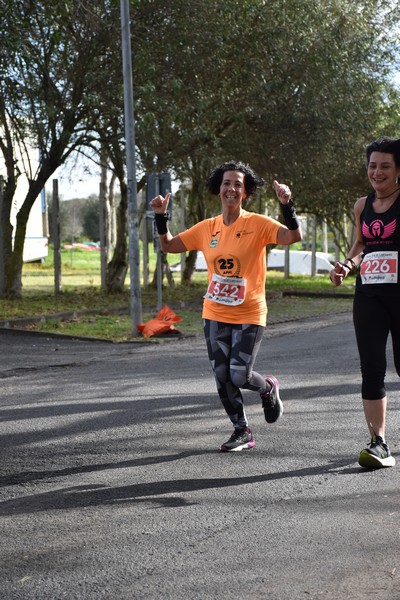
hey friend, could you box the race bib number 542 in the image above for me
[204,274,246,305]
[360,251,398,284]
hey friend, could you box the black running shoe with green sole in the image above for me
[358,435,396,469]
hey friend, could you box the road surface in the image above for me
[0,313,399,599]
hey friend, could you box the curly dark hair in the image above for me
[366,137,400,167]
[207,161,265,198]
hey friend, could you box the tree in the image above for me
[128,0,400,263]
[47,196,83,244]
[81,198,100,242]
[0,0,119,297]
[2,0,399,297]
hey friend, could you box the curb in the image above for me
[0,326,195,344]
[0,306,195,344]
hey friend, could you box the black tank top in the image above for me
[356,192,400,296]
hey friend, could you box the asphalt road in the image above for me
[0,312,400,600]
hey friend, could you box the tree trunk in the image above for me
[109,173,117,248]
[106,181,128,292]
[164,257,175,288]
[1,178,43,298]
[100,148,111,263]
[182,249,197,283]
[180,165,208,284]
[150,252,176,288]
[3,204,30,298]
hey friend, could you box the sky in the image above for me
[54,160,101,200]
[53,160,179,200]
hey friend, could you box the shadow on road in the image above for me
[0,456,363,516]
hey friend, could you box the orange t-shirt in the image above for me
[178,209,281,326]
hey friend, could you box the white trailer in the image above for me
[1,150,49,263]
[22,187,48,263]
[171,249,335,276]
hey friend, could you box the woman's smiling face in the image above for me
[219,170,246,209]
[367,151,400,194]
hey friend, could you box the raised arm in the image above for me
[149,192,187,254]
[273,181,303,245]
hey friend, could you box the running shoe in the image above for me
[220,427,255,452]
[260,375,283,423]
[358,435,396,469]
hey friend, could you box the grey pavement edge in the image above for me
[1,311,400,600]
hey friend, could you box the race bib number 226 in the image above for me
[360,251,398,284]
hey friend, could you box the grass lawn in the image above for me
[0,246,355,341]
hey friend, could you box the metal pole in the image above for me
[0,176,5,296]
[99,181,107,290]
[311,214,317,277]
[52,179,62,294]
[180,188,186,274]
[284,244,290,278]
[120,0,142,333]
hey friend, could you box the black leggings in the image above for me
[203,319,266,429]
[353,292,400,400]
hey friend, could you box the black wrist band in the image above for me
[154,212,169,235]
[340,262,351,272]
[345,257,356,269]
[280,200,300,230]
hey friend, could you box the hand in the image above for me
[329,262,347,287]
[149,192,171,214]
[273,180,292,205]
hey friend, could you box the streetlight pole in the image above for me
[120,0,142,333]
[0,177,5,296]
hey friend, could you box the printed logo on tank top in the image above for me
[360,212,399,284]
[362,219,397,246]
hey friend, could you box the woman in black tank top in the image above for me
[330,136,400,469]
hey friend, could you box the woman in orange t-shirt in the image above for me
[150,161,302,452]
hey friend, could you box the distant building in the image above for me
[0,147,48,263]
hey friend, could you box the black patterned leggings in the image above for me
[203,319,267,429]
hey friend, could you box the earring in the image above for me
[397,176,400,185]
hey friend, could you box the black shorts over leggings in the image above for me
[353,291,400,400]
